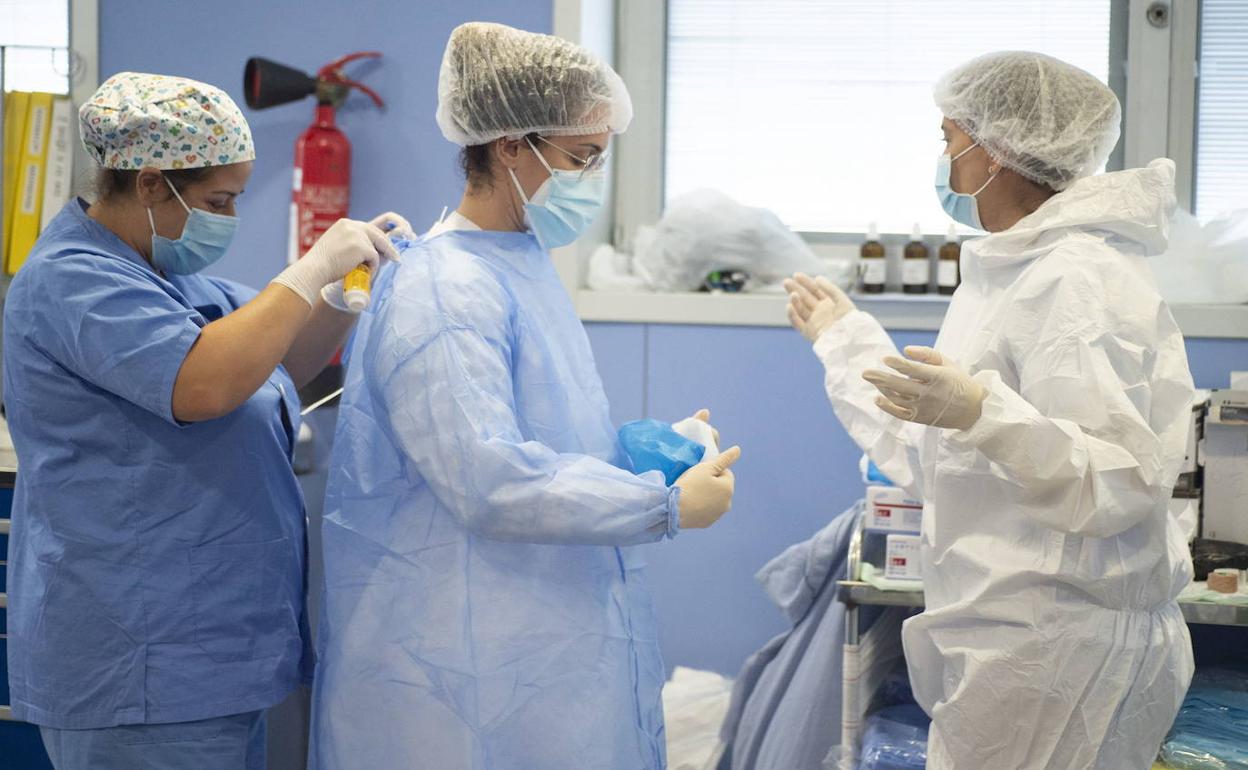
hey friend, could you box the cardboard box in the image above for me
[885,534,922,581]
[866,485,923,533]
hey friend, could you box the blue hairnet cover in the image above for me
[310,229,678,770]
[619,419,705,486]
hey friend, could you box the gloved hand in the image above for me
[273,218,401,308]
[862,346,987,430]
[688,408,720,445]
[321,211,416,312]
[784,272,857,342]
[369,210,416,240]
[675,445,742,529]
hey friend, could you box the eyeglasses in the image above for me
[534,135,610,180]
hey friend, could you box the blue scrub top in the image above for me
[2,199,311,729]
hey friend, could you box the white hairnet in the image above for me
[436,22,633,146]
[934,51,1121,191]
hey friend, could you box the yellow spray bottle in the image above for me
[343,265,371,312]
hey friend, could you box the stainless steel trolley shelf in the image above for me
[837,504,1248,762]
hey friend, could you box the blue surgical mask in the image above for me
[508,137,606,249]
[147,175,238,275]
[935,143,999,231]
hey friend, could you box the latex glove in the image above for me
[320,279,354,313]
[369,211,416,240]
[784,272,857,343]
[862,346,987,430]
[321,212,416,312]
[272,218,400,307]
[675,445,742,529]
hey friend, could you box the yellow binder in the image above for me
[2,90,31,270]
[7,92,55,275]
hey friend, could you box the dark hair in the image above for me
[458,132,542,192]
[95,166,213,201]
[459,144,494,191]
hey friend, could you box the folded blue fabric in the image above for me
[618,419,706,486]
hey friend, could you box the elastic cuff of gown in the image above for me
[665,485,682,539]
[946,369,1018,450]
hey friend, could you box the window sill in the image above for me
[577,290,951,331]
[576,290,1248,339]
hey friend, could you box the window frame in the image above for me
[0,0,100,209]
[609,0,1200,261]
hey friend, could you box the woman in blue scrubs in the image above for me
[2,72,407,769]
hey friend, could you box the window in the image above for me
[1194,0,1248,218]
[663,0,1115,235]
[0,0,73,95]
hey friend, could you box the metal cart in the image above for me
[836,506,1248,764]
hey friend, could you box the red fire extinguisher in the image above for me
[243,52,385,264]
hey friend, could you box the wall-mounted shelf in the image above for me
[577,289,1248,339]
[577,291,952,331]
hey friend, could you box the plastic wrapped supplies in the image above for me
[633,189,839,292]
[585,189,854,294]
[587,243,649,291]
[1150,208,1248,305]
[1160,668,1248,769]
[662,667,734,770]
[859,703,931,770]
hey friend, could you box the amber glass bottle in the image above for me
[938,224,961,295]
[859,222,886,294]
[903,223,930,294]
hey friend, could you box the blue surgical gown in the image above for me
[310,230,679,770]
[3,199,311,729]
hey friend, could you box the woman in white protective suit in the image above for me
[785,52,1195,769]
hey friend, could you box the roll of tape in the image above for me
[1208,568,1240,594]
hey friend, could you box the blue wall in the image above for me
[586,322,1248,677]
[99,0,552,290]
[98,0,1248,687]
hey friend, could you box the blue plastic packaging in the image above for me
[861,455,895,486]
[1161,668,1248,769]
[859,703,930,770]
[618,419,706,486]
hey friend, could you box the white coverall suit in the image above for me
[814,159,1195,769]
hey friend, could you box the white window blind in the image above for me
[665,0,1112,235]
[1194,0,1248,218]
[1,0,71,94]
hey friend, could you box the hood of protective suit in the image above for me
[971,158,1177,261]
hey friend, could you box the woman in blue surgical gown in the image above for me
[310,22,742,770]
